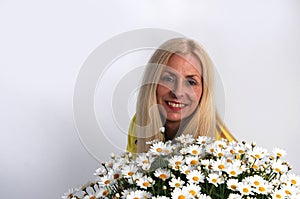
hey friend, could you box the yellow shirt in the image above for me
[126,115,236,153]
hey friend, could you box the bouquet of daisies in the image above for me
[63,135,300,199]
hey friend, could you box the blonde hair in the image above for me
[136,37,220,153]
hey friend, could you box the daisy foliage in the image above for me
[63,135,300,199]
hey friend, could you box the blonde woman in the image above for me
[127,38,236,153]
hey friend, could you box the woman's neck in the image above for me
[164,121,180,141]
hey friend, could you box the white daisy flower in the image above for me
[62,188,76,199]
[187,144,203,156]
[227,179,239,191]
[152,196,170,199]
[169,177,185,188]
[182,183,201,197]
[214,139,228,149]
[185,155,199,166]
[171,187,191,199]
[180,165,192,175]
[136,176,154,189]
[98,174,113,186]
[150,142,168,155]
[271,159,288,173]
[249,146,268,160]
[272,148,287,158]
[227,193,242,199]
[286,173,300,186]
[175,134,194,145]
[208,173,224,187]
[126,190,151,199]
[197,194,212,199]
[237,182,253,196]
[224,164,243,177]
[211,157,228,172]
[95,187,109,198]
[169,155,184,170]
[122,164,139,178]
[154,168,170,181]
[271,188,287,199]
[196,136,213,145]
[186,170,204,184]
[281,184,298,197]
[136,153,154,170]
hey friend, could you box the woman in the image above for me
[127,38,236,153]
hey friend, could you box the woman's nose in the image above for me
[170,80,184,98]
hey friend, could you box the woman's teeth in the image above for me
[167,102,185,108]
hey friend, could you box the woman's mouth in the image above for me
[165,101,187,110]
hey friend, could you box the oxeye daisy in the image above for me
[126,190,151,199]
[227,179,239,191]
[169,155,184,170]
[249,147,267,159]
[154,168,170,181]
[225,164,242,177]
[175,134,194,145]
[182,183,201,197]
[185,155,199,166]
[237,182,253,196]
[208,173,224,187]
[122,165,139,178]
[286,173,300,186]
[281,184,298,197]
[136,176,154,189]
[187,144,203,156]
[150,142,168,155]
[271,159,288,173]
[197,194,212,199]
[271,189,286,199]
[136,153,154,170]
[169,177,185,188]
[214,139,228,149]
[180,165,192,175]
[171,187,190,199]
[272,148,287,158]
[95,187,109,198]
[186,170,204,184]
[196,136,213,145]
[98,174,113,186]
[247,175,265,188]
[227,193,242,199]
[211,157,227,172]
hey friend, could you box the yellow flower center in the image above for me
[178,195,185,199]
[190,160,198,165]
[160,174,167,179]
[275,194,282,198]
[230,185,237,190]
[104,180,110,185]
[192,150,198,155]
[243,188,249,193]
[212,179,217,183]
[254,181,260,186]
[143,182,150,187]
[175,161,181,165]
[114,174,120,179]
[218,165,225,169]
[128,171,134,176]
[189,190,196,196]
[285,190,291,195]
[259,187,266,192]
[192,176,199,181]
[175,183,181,187]
[156,148,163,152]
[90,196,96,199]
[291,179,297,185]
[230,171,236,176]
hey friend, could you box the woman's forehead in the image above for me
[162,53,202,76]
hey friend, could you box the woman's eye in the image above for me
[161,76,174,82]
[187,79,198,86]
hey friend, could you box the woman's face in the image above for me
[156,53,203,124]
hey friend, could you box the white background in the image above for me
[1,1,300,198]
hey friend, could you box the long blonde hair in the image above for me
[136,37,220,153]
